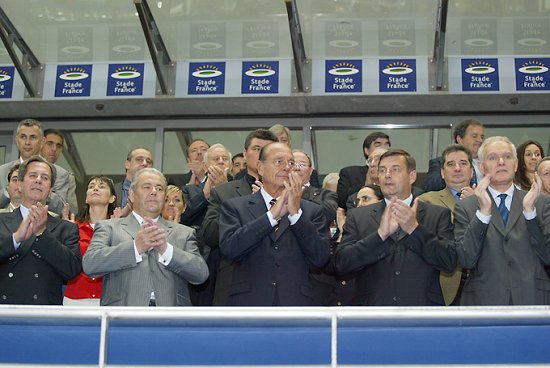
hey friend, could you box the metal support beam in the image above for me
[175,131,194,159]
[63,132,86,183]
[134,0,174,95]
[287,0,310,93]
[431,0,449,91]
[0,5,44,97]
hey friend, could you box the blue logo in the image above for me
[325,60,362,93]
[461,59,499,91]
[188,62,225,95]
[515,58,550,91]
[107,63,144,96]
[379,59,416,92]
[55,64,93,97]
[242,61,279,94]
[0,66,15,99]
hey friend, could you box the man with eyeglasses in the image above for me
[335,149,456,306]
[219,142,329,306]
[454,136,550,305]
[114,147,153,215]
[418,144,475,305]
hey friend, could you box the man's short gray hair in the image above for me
[130,168,166,191]
[478,136,517,162]
[203,143,232,164]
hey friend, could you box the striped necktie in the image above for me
[498,193,509,226]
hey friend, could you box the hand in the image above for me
[13,216,34,243]
[251,180,262,194]
[377,198,399,240]
[207,165,229,188]
[188,161,206,184]
[62,203,76,222]
[135,218,166,254]
[28,203,48,236]
[523,172,541,213]
[459,185,475,199]
[284,171,303,216]
[390,198,419,235]
[270,189,289,221]
[474,175,492,215]
[164,208,182,223]
[112,207,123,219]
[336,207,346,233]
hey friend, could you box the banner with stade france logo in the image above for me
[460,58,500,92]
[0,66,15,99]
[241,61,279,94]
[324,60,362,93]
[107,63,144,96]
[54,64,93,97]
[379,59,416,92]
[188,62,226,95]
[515,58,550,91]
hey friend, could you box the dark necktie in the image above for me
[455,192,461,202]
[498,193,509,226]
[471,169,478,187]
[269,198,280,231]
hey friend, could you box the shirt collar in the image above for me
[132,211,160,224]
[384,194,413,207]
[122,177,132,191]
[487,184,515,202]
[19,204,29,219]
[260,187,277,209]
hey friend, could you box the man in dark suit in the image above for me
[83,168,208,306]
[0,156,81,304]
[335,149,456,306]
[114,147,153,211]
[219,142,330,306]
[199,129,278,305]
[337,132,390,208]
[166,139,209,188]
[424,119,484,192]
[454,136,550,305]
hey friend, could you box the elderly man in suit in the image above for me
[199,129,278,306]
[219,142,330,306]
[0,119,76,215]
[454,136,550,305]
[83,168,208,306]
[0,156,81,304]
[167,139,210,187]
[335,149,456,306]
[418,144,474,305]
[337,132,390,209]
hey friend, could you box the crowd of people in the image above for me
[0,118,549,307]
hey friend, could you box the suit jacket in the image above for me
[180,182,208,228]
[453,188,550,305]
[0,159,77,215]
[0,209,81,304]
[418,187,462,305]
[301,186,338,227]
[82,215,209,306]
[199,175,253,306]
[166,172,193,188]
[423,157,446,192]
[337,165,368,209]
[219,191,330,306]
[335,200,456,306]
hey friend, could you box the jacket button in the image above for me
[8,272,13,278]
[33,294,38,300]
[271,282,277,286]
[92,278,96,281]
[34,273,39,278]
[395,271,401,276]
[393,296,399,302]
[92,294,96,298]
[341,280,346,286]
[1,295,6,300]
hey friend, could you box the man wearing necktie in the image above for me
[454,136,550,305]
[83,168,208,306]
[219,142,330,306]
[335,149,456,306]
[0,156,81,304]
[418,144,475,305]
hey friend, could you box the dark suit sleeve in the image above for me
[423,157,446,192]
[289,204,330,268]
[335,209,391,276]
[312,189,338,225]
[180,184,208,227]
[337,167,352,209]
[310,169,321,188]
[33,220,82,280]
[527,198,550,265]
[403,206,456,273]
[453,201,489,269]
[199,187,223,249]
[219,200,274,262]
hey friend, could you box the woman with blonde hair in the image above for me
[162,185,186,223]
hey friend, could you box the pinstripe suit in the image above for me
[83,214,208,306]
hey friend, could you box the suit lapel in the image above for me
[440,188,456,213]
[505,188,524,233]
[121,215,141,239]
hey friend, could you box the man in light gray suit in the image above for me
[454,136,550,305]
[83,168,208,306]
[0,119,76,215]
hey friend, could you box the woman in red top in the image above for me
[64,176,117,306]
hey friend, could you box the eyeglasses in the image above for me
[485,153,514,162]
[270,159,296,168]
[378,166,403,175]
[293,161,310,170]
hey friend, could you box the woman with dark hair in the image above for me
[514,140,544,191]
[63,176,117,306]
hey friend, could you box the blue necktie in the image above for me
[471,169,478,187]
[498,193,509,226]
